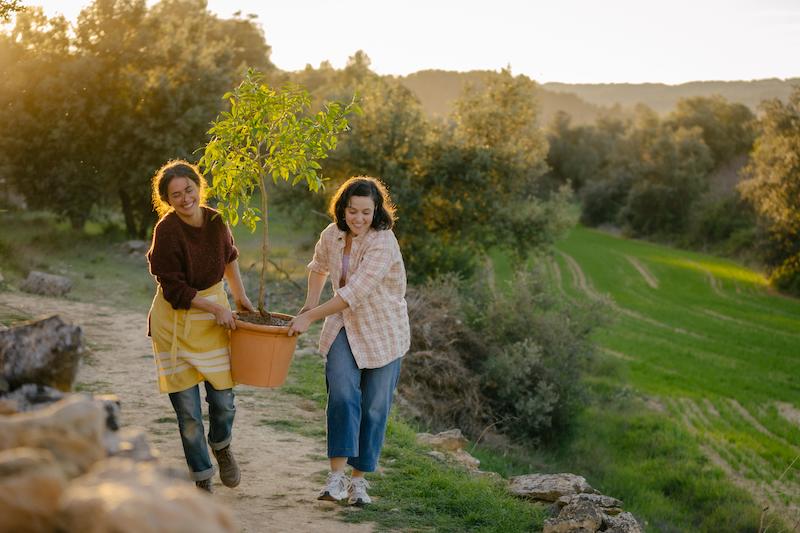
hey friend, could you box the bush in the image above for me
[466,268,610,442]
[401,266,609,443]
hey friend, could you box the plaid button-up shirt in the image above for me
[307,223,410,369]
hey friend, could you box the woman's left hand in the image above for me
[287,312,312,336]
[236,295,256,313]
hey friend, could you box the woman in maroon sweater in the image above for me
[147,159,254,493]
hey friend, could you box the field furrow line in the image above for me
[624,255,659,289]
[700,308,800,340]
[727,399,800,457]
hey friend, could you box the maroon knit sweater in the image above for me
[147,206,239,310]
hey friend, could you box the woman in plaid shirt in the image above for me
[288,176,410,506]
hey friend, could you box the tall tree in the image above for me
[0,0,274,236]
[739,88,800,292]
[668,95,755,166]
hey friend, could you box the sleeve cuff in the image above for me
[337,285,356,308]
[307,260,327,274]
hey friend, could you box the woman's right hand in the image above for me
[213,305,237,330]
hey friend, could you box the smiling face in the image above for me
[345,195,375,236]
[166,176,200,221]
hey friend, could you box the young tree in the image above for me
[199,69,357,313]
[739,88,800,292]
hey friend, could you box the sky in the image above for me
[26,0,800,84]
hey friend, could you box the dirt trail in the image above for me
[1,291,373,533]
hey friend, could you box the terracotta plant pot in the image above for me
[229,313,297,387]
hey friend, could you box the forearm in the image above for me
[303,271,327,309]
[224,260,248,303]
[190,295,224,315]
[306,295,349,322]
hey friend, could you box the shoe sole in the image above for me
[318,491,347,502]
[348,498,370,507]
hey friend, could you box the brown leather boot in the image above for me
[213,445,241,488]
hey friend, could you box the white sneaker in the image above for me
[318,471,348,501]
[348,476,371,506]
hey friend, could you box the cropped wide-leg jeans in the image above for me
[325,328,402,472]
[168,381,235,481]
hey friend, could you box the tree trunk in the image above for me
[258,177,271,317]
[118,189,137,238]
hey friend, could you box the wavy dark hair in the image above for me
[329,176,396,232]
[150,160,207,218]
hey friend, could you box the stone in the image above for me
[605,511,643,533]
[557,492,624,514]
[20,271,72,297]
[426,450,446,461]
[0,383,64,412]
[0,447,68,533]
[94,393,121,431]
[0,315,83,391]
[508,473,596,502]
[0,395,107,478]
[544,499,605,533]
[58,458,237,533]
[451,448,480,470]
[416,428,469,451]
[106,427,159,462]
[121,240,149,255]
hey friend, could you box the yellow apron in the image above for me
[149,281,234,393]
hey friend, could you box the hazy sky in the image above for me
[27,0,800,84]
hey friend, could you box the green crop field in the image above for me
[545,226,800,529]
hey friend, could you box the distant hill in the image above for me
[397,70,799,125]
[543,79,800,114]
[396,70,606,126]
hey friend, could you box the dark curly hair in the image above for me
[150,160,207,218]
[329,176,396,232]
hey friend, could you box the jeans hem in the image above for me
[209,435,232,451]
[347,458,376,473]
[189,465,217,481]
[328,449,358,459]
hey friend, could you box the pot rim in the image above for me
[233,312,295,334]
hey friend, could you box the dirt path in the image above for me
[1,291,373,533]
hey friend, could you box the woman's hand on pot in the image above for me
[288,312,312,336]
[214,305,237,330]
[236,296,255,313]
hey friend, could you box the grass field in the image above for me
[534,226,800,531]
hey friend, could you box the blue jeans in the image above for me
[325,328,402,472]
[169,381,235,481]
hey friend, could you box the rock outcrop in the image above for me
[20,271,72,297]
[0,316,236,533]
[0,315,83,391]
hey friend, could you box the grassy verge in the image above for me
[488,225,799,531]
[279,353,548,532]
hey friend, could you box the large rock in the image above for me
[556,493,624,515]
[544,498,605,533]
[508,473,596,502]
[20,271,72,297]
[416,428,469,451]
[0,315,83,391]
[605,512,643,533]
[0,447,68,533]
[0,383,64,413]
[58,458,237,533]
[0,395,106,478]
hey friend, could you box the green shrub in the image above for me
[402,267,609,442]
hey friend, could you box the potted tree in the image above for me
[199,69,357,387]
